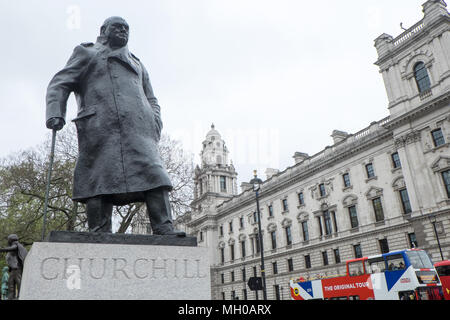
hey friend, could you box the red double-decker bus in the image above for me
[435,260,450,300]
[290,249,444,300]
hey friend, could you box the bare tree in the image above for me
[0,125,87,244]
[158,134,195,218]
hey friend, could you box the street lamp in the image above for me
[250,170,267,300]
[429,215,444,261]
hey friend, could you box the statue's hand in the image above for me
[46,117,65,131]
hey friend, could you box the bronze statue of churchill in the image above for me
[46,17,185,236]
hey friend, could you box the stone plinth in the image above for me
[20,241,211,300]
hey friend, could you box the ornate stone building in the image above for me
[174,0,450,300]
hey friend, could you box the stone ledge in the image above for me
[45,231,197,247]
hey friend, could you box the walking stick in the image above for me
[41,129,57,241]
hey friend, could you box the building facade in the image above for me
[174,0,450,300]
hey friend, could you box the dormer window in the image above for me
[414,62,431,93]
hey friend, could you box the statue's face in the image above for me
[105,19,129,48]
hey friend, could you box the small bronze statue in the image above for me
[46,16,185,236]
[1,266,8,300]
[0,234,28,300]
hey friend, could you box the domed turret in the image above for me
[193,124,238,201]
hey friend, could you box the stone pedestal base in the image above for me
[20,241,211,300]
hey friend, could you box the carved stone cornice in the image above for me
[394,130,422,149]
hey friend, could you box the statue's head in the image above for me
[100,16,129,48]
[2,266,7,273]
[7,234,18,245]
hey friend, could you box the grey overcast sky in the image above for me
[0,0,428,188]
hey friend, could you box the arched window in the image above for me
[414,62,431,93]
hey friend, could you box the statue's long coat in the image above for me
[46,41,172,205]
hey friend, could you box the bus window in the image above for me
[436,265,450,277]
[399,291,415,300]
[368,257,386,274]
[349,295,360,300]
[386,254,406,271]
[406,250,433,269]
[348,261,364,276]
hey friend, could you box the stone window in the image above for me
[348,205,359,229]
[408,233,418,248]
[274,285,281,300]
[322,251,329,266]
[372,197,385,222]
[354,244,363,259]
[414,62,431,93]
[272,261,278,275]
[253,211,258,224]
[343,173,351,188]
[399,188,412,214]
[334,249,341,264]
[391,152,401,169]
[343,195,359,229]
[298,192,305,205]
[285,226,292,246]
[305,255,311,269]
[366,163,375,179]
[431,128,445,147]
[268,204,274,217]
[220,176,227,192]
[230,244,235,261]
[301,221,309,241]
[287,258,294,272]
[282,198,289,212]
[319,183,326,197]
[241,268,246,282]
[240,240,246,258]
[270,231,277,249]
[379,238,390,254]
